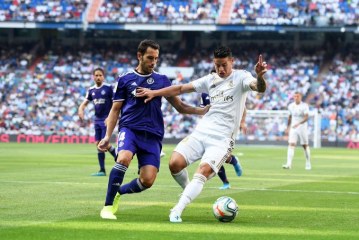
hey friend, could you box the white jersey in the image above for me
[192,69,255,138]
[288,101,309,129]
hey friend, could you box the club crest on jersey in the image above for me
[147,78,154,84]
[101,90,106,95]
[228,80,234,88]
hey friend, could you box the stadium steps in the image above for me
[305,60,331,105]
[87,0,105,23]
[29,56,43,73]
[218,0,235,24]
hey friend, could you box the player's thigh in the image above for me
[94,123,104,142]
[136,131,162,170]
[288,129,298,145]
[116,127,137,165]
[201,137,234,174]
[174,135,205,166]
[169,151,188,173]
[298,130,309,145]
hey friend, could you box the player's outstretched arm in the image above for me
[167,96,210,115]
[251,54,268,93]
[98,101,123,152]
[78,100,89,121]
[136,83,195,103]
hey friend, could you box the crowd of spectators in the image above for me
[0,43,357,143]
[0,0,88,22]
[1,0,357,26]
[96,0,221,24]
[309,48,358,142]
[231,0,359,26]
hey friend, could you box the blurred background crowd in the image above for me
[0,0,358,144]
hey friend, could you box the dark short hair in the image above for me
[93,67,105,76]
[137,39,160,55]
[213,46,232,58]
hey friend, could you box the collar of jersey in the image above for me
[133,69,153,77]
[93,83,104,89]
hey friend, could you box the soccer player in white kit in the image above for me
[136,46,267,223]
[282,92,312,170]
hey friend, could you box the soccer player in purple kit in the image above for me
[78,67,117,176]
[97,39,209,220]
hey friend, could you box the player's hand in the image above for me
[198,105,210,115]
[98,137,110,152]
[240,123,247,134]
[254,55,268,78]
[136,87,155,103]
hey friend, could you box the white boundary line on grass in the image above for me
[1,180,359,195]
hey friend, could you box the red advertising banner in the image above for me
[0,134,96,144]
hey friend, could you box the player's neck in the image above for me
[135,67,151,75]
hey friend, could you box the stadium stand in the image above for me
[0,41,357,143]
[0,1,357,145]
[0,0,88,22]
[0,0,357,26]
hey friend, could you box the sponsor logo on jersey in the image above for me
[147,78,154,84]
[94,98,106,104]
[210,91,234,103]
[131,82,138,86]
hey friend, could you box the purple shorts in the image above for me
[117,127,162,170]
[94,121,106,142]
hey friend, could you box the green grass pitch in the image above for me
[0,143,358,240]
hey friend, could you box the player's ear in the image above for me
[137,52,142,61]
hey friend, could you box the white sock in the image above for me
[287,146,295,166]
[173,173,207,215]
[172,169,190,189]
[304,147,311,164]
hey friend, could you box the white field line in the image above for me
[1,180,359,195]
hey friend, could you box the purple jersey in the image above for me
[85,83,113,123]
[113,70,171,139]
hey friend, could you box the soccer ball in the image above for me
[212,196,238,222]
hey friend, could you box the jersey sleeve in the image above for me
[113,76,126,102]
[192,74,211,94]
[162,75,172,88]
[288,104,293,115]
[241,70,256,92]
[85,89,92,101]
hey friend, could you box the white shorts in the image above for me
[288,126,309,145]
[174,132,234,174]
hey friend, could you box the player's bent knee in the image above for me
[169,159,186,174]
[169,152,187,174]
[140,178,155,188]
[197,163,214,178]
[139,174,156,188]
